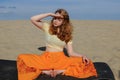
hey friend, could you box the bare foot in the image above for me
[42,70,65,77]
[41,70,52,76]
[51,70,65,77]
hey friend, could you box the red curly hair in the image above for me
[49,9,73,43]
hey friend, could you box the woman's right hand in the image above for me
[50,13,63,18]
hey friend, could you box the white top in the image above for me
[41,22,72,51]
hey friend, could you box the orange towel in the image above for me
[17,52,97,80]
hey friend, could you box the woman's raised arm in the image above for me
[30,13,53,29]
[30,13,62,29]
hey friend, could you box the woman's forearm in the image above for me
[31,13,52,21]
[69,52,83,57]
[66,43,83,57]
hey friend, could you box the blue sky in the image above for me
[0,0,120,20]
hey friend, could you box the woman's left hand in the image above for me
[82,56,90,65]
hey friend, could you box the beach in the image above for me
[0,20,120,80]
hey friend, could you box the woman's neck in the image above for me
[57,28,60,34]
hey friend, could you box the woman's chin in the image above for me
[54,25,59,28]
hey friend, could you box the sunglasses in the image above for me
[53,17,65,20]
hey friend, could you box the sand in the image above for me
[0,20,120,80]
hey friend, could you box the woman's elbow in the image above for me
[30,17,38,24]
[30,17,35,22]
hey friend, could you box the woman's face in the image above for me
[52,13,64,27]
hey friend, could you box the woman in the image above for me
[17,9,97,80]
